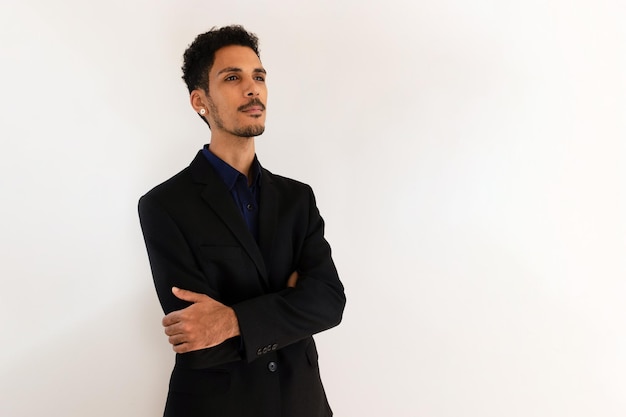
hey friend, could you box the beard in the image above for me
[232,124,265,137]
[208,97,265,138]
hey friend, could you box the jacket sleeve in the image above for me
[138,194,243,368]
[232,185,346,362]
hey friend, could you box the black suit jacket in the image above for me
[138,150,346,417]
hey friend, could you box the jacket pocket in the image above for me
[197,245,256,303]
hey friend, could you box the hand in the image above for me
[162,287,240,353]
[287,270,299,288]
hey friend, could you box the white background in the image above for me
[1,1,625,416]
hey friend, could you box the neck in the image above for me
[209,133,256,178]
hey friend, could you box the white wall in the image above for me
[1,1,625,416]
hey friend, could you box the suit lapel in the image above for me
[258,169,278,278]
[190,152,269,284]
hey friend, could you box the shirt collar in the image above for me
[202,144,261,190]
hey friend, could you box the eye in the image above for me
[225,75,238,81]
[254,75,265,82]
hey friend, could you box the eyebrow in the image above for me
[216,66,267,76]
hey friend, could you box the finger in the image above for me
[173,340,216,353]
[168,334,188,346]
[172,340,202,354]
[287,270,299,288]
[171,287,206,303]
[162,311,181,327]
[173,342,189,353]
[163,322,184,336]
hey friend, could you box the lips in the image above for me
[239,99,266,113]
[242,106,263,113]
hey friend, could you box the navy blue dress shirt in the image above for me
[202,145,261,242]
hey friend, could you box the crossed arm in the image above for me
[162,271,299,353]
[139,183,344,363]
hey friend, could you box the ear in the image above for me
[190,89,208,115]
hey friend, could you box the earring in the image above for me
[200,108,206,115]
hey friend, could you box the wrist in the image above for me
[227,307,241,338]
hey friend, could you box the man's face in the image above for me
[204,45,267,138]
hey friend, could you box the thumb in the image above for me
[172,287,205,303]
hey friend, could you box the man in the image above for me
[138,25,346,417]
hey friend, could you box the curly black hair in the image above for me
[182,25,260,93]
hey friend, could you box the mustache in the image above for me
[238,98,266,112]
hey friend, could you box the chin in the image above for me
[234,125,265,138]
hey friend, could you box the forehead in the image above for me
[211,45,263,74]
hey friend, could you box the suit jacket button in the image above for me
[268,361,278,372]
[271,344,278,351]
[257,348,263,356]
[262,346,269,354]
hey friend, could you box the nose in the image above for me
[244,77,260,97]
[245,87,259,97]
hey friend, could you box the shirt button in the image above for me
[267,361,278,372]
[246,203,254,211]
